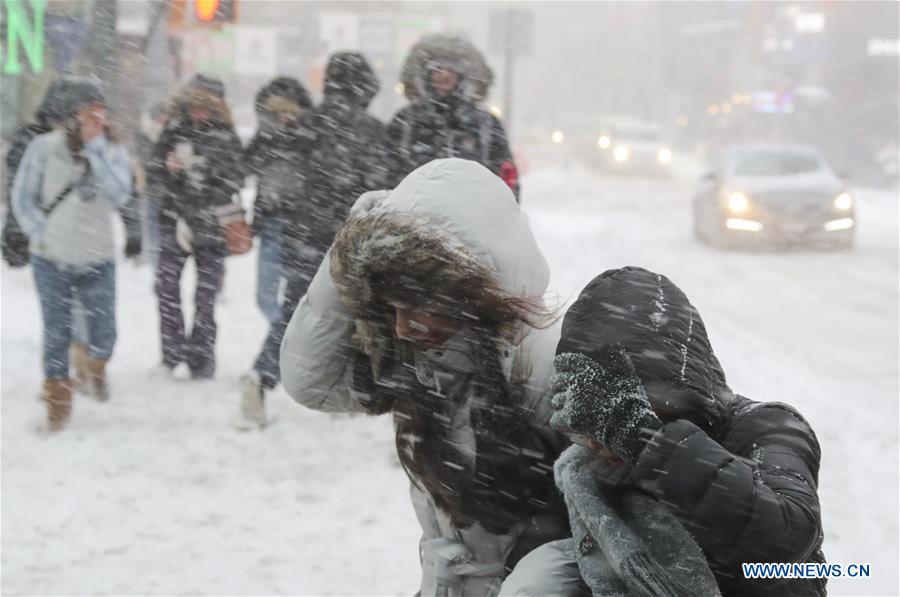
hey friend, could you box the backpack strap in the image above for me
[42,160,91,217]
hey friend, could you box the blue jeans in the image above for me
[253,240,323,389]
[71,298,88,345]
[32,256,117,379]
[256,216,283,323]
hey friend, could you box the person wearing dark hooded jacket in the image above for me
[243,77,313,325]
[502,267,826,597]
[150,74,243,379]
[239,53,386,427]
[386,33,520,200]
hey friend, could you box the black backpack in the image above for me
[1,124,46,268]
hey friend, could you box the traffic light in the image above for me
[167,0,238,28]
[193,0,237,24]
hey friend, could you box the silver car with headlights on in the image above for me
[693,144,855,249]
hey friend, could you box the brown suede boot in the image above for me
[43,379,73,432]
[70,343,90,393]
[85,357,110,402]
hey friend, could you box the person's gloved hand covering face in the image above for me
[550,346,662,463]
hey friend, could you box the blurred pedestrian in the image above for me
[4,77,142,397]
[136,101,170,267]
[243,77,313,324]
[11,76,133,430]
[150,74,244,379]
[387,33,520,199]
[280,158,569,594]
[239,53,386,427]
[502,267,826,597]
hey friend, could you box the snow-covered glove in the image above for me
[550,347,662,463]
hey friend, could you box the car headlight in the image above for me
[657,148,673,164]
[614,146,630,162]
[551,130,565,144]
[834,193,853,210]
[727,192,750,213]
[598,135,611,149]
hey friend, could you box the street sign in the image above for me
[235,26,277,75]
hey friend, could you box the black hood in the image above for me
[37,75,106,125]
[323,52,379,108]
[254,76,313,117]
[558,267,732,436]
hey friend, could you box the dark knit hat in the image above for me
[45,75,106,121]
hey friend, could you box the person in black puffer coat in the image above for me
[150,74,244,379]
[244,76,313,325]
[238,53,387,427]
[386,33,520,200]
[502,266,826,597]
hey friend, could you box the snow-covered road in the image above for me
[3,160,897,595]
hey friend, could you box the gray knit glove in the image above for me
[550,348,662,463]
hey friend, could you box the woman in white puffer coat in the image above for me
[280,158,570,596]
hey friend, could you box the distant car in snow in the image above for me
[693,144,855,249]
[594,117,672,177]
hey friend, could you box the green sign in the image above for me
[3,0,46,75]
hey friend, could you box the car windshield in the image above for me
[732,150,823,176]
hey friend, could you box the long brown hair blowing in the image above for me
[332,212,559,534]
[65,115,118,157]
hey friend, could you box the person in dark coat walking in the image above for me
[386,33,520,199]
[136,101,170,267]
[502,266,826,597]
[239,53,386,426]
[243,76,313,324]
[150,74,244,379]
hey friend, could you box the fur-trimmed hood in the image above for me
[254,76,313,118]
[169,77,232,125]
[400,33,494,103]
[331,158,549,374]
[332,158,547,311]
